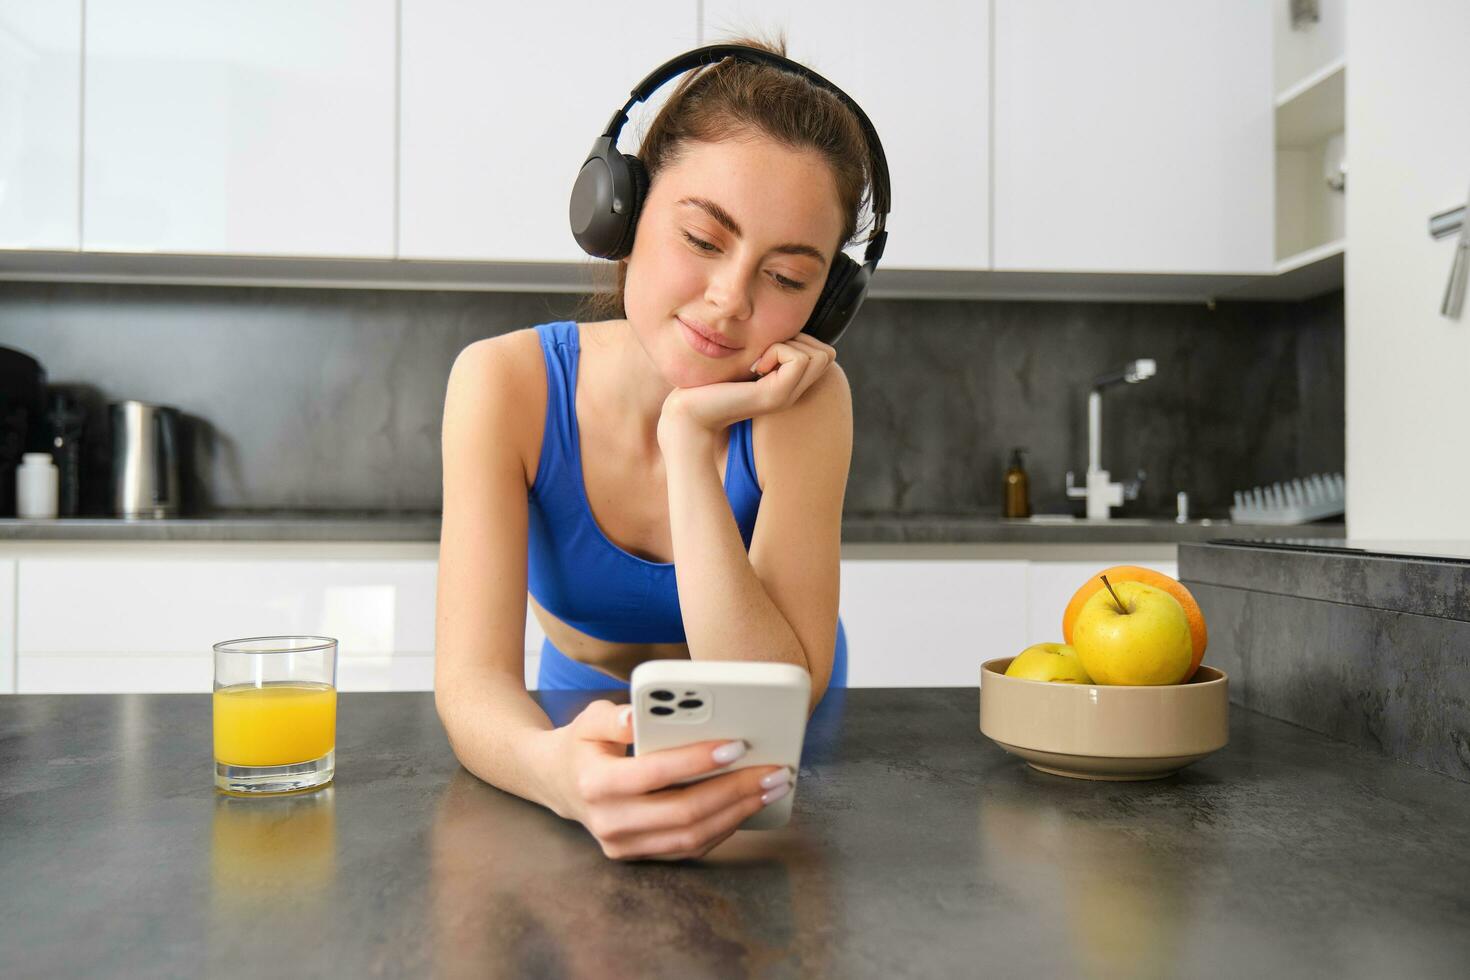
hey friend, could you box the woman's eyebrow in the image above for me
[676,197,827,263]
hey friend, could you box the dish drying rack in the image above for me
[1230,472,1345,525]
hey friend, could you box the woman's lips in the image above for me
[678,316,742,359]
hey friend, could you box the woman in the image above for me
[435,38,883,861]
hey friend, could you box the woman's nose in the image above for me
[704,263,753,322]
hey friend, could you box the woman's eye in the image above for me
[772,273,807,292]
[681,231,717,252]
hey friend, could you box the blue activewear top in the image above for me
[526,320,762,643]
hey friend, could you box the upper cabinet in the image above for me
[703,1,991,271]
[83,0,396,256]
[992,0,1274,275]
[0,0,81,250]
[398,1,697,263]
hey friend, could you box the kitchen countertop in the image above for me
[0,510,1347,545]
[3,689,1467,977]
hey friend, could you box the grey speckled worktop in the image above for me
[2,689,1467,978]
[0,509,1346,544]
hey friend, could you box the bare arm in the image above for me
[660,355,853,710]
[433,337,565,811]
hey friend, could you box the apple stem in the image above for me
[1100,574,1129,614]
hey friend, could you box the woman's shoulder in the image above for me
[445,326,556,483]
[751,361,853,487]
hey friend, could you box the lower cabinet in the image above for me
[9,552,1176,693]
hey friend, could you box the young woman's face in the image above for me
[622,135,848,388]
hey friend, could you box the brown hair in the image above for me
[576,33,874,322]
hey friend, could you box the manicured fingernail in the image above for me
[617,706,632,727]
[759,768,791,790]
[750,361,762,374]
[760,782,790,807]
[712,740,746,765]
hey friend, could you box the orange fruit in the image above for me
[1061,565,1208,681]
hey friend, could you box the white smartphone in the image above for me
[629,659,811,830]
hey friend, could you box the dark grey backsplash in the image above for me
[0,282,1342,518]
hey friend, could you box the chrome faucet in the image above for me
[1066,359,1155,520]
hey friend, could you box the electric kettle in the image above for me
[110,400,181,518]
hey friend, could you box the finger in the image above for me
[569,699,634,745]
[602,782,777,861]
[593,764,788,839]
[581,736,754,801]
[785,333,838,362]
[788,349,831,402]
[751,341,805,376]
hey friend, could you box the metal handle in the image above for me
[1432,187,1469,320]
[1065,471,1087,499]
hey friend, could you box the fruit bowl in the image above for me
[979,658,1229,781]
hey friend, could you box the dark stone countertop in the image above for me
[0,510,1347,545]
[3,689,1468,977]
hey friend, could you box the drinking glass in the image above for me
[213,635,338,795]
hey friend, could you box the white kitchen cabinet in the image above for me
[992,0,1274,274]
[1024,560,1177,647]
[82,0,396,256]
[13,555,550,694]
[0,0,81,250]
[839,560,1028,687]
[398,0,698,262]
[16,558,440,693]
[703,1,990,271]
[1,559,15,693]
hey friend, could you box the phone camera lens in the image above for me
[650,690,675,702]
[650,705,675,716]
[677,699,704,709]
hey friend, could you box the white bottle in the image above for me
[17,452,60,519]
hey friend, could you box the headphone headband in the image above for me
[598,44,889,265]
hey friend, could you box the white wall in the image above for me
[1345,1,1470,539]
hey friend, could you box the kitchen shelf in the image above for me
[1275,57,1346,148]
[1220,238,1344,301]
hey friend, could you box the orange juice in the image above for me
[213,682,337,767]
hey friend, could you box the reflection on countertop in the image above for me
[0,509,1349,544]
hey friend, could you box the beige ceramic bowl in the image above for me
[979,657,1229,780]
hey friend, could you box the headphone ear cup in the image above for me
[803,253,868,344]
[608,155,649,260]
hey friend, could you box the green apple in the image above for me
[1004,642,1093,684]
[1071,580,1192,685]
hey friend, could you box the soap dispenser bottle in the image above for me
[1003,447,1031,519]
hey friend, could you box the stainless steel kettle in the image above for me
[110,400,181,518]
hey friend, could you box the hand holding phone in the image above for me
[547,703,791,861]
[631,660,810,830]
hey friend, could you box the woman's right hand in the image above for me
[544,699,792,861]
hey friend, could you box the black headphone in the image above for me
[569,44,891,346]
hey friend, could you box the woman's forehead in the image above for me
[655,138,844,252]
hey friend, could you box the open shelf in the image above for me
[1275,57,1346,148]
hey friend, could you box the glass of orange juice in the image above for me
[213,635,338,795]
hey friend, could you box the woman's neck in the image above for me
[581,319,674,453]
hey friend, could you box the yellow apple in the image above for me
[1071,580,1192,685]
[1005,642,1093,684]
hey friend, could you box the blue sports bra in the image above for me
[526,320,762,643]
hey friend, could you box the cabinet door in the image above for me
[398,1,697,262]
[839,560,1028,687]
[0,559,14,693]
[993,0,1273,274]
[0,0,81,249]
[83,0,395,256]
[704,1,990,270]
[1025,559,1178,647]
[17,558,438,693]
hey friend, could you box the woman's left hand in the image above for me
[657,333,837,448]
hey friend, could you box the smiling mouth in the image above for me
[678,316,739,350]
[677,316,743,359]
